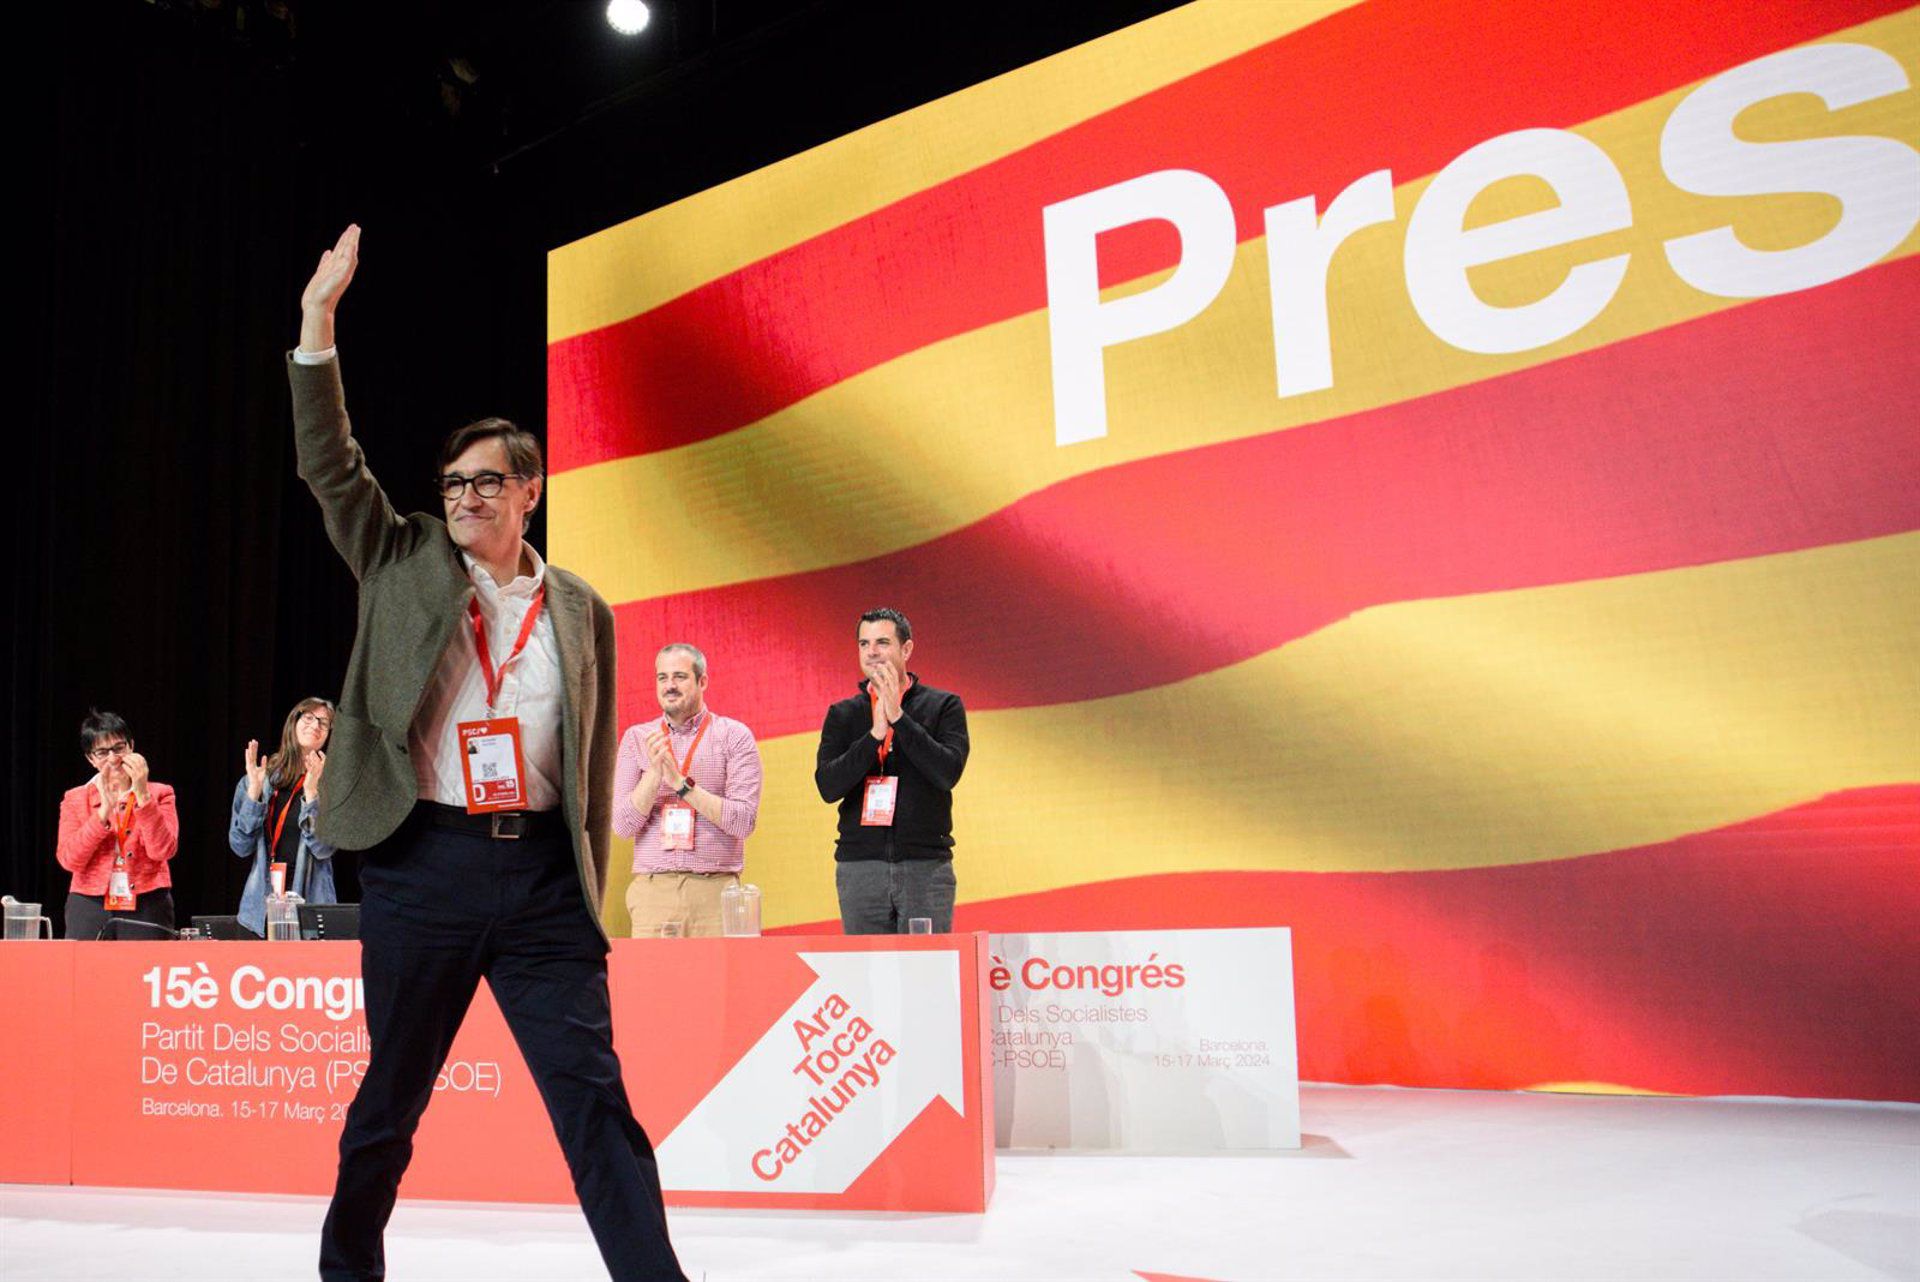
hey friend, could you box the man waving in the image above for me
[291,225,684,1282]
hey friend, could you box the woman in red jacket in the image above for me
[55,709,180,939]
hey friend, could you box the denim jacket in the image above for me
[227,776,337,936]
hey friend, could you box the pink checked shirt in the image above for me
[612,709,762,873]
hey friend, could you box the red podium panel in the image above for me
[0,942,74,1184]
[7,935,992,1213]
[618,935,996,1211]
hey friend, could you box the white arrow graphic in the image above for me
[656,949,963,1193]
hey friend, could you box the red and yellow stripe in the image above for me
[916,786,1920,1100]
[549,0,1920,1099]
[548,5,1920,603]
[548,0,1912,465]
[599,260,1920,736]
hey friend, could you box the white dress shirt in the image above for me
[293,345,563,813]
[410,547,564,812]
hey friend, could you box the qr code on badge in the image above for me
[479,762,500,780]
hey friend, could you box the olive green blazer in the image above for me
[288,354,617,938]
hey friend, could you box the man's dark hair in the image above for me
[858,608,912,643]
[80,708,131,754]
[438,417,545,482]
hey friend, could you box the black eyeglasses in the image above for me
[297,713,333,730]
[87,741,132,763]
[435,471,526,500]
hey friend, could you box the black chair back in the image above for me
[297,902,360,940]
[190,915,251,940]
[97,918,178,941]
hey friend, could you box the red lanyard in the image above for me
[662,713,712,783]
[269,776,305,854]
[469,584,546,713]
[869,676,913,767]
[108,792,137,861]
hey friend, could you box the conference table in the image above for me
[0,934,994,1212]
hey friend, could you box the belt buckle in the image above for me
[489,813,526,840]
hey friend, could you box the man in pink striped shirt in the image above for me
[612,643,763,936]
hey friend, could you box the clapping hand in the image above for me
[244,739,269,801]
[304,749,326,803]
[123,751,151,805]
[869,664,905,725]
[868,668,891,739]
[645,730,682,789]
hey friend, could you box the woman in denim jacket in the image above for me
[228,697,338,936]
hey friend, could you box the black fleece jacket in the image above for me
[814,674,969,861]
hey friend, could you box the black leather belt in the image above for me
[417,801,565,841]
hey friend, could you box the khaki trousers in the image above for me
[626,870,738,938]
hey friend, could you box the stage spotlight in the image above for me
[605,0,650,36]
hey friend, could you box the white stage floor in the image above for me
[4,1085,1915,1281]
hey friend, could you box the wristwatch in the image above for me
[675,779,695,799]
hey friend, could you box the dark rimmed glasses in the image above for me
[435,471,527,500]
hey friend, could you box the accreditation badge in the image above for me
[860,775,898,827]
[458,717,528,814]
[105,856,136,912]
[269,862,288,896]
[661,799,697,851]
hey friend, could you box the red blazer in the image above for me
[56,781,179,896]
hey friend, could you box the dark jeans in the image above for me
[65,889,175,940]
[319,808,684,1282]
[835,858,956,935]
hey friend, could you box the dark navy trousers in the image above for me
[318,808,684,1281]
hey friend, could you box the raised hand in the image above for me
[299,224,361,352]
[304,749,326,802]
[244,739,269,801]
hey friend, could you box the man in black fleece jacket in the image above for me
[814,608,970,934]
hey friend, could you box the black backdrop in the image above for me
[5,0,1184,929]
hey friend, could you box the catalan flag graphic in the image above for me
[550,0,1920,1100]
